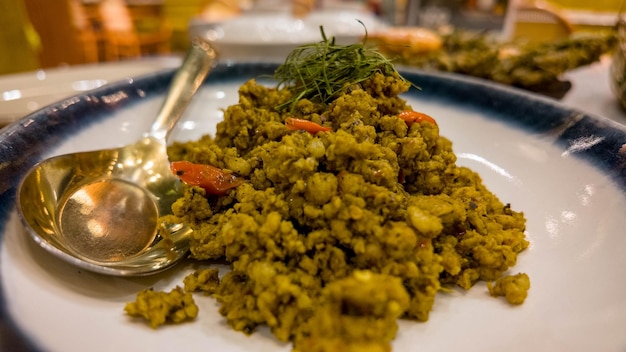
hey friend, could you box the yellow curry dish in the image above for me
[125,33,530,351]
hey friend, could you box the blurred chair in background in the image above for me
[0,0,41,74]
[23,0,99,68]
[97,0,142,60]
[127,0,172,55]
[96,0,172,61]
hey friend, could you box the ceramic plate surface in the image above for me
[0,56,181,125]
[188,9,386,61]
[1,63,625,352]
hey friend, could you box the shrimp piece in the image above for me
[368,27,443,56]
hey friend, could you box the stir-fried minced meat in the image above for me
[487,273,531,305]
[125,286,198,328]
[127,71,529,350]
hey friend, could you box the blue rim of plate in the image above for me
[0,62,625,351]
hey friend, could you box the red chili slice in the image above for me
[285,117,332,134]
[398,110,437,126]
[170,161,243,196]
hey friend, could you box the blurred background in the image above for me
[0,0,621,75]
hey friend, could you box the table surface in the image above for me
[561,55,625,125]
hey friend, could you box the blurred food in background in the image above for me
[368,27,617,98]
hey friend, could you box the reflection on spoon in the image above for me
[59,178,158,262]
[17,38,217,276]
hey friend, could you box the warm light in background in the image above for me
[0,0,622,75]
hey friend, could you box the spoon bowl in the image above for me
[17,39,217,276]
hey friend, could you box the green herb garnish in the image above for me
[274,25,407,110]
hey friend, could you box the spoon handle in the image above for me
[149,38,217,141]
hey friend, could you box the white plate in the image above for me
[1,63,625,351]
[188,9,386,61]
[0,56,182,125]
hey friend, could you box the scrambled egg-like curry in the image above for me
[125,70,529,350]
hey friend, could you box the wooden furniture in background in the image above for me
[23,0,99,68]
[127,1,172,55]
[97,0,142,60]
[84,0,172,61]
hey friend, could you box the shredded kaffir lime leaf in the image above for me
[274,26,408,110]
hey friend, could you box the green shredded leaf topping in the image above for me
[273,24,407,110]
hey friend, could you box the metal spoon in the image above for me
[16,39,217,276]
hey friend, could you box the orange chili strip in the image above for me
[170,161,244,196]
[285,117,331,134]
[398,110,437,126]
